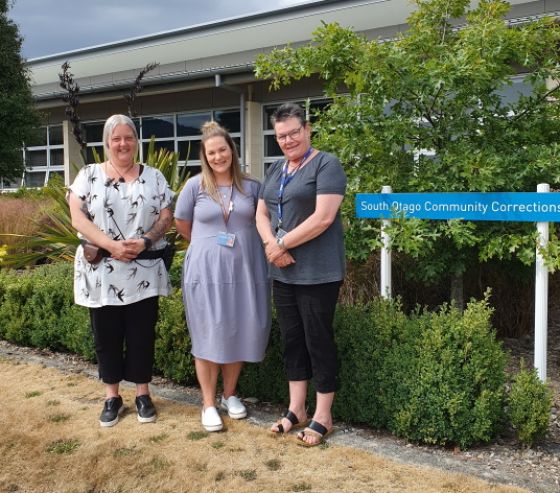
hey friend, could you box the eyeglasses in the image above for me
[276,125,304,143]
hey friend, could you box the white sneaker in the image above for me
[220,395,247,419]
[201,406,223,432]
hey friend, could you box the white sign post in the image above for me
[534,183,549,381]
[380,185,392,299]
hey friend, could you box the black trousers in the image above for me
[89,296,159,385]
[272,280,341,393]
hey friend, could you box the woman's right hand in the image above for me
[108,240,138,262]
[272,251,295,268]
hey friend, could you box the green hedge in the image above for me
[0,263,551,448]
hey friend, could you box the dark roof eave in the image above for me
[32,63,256,102]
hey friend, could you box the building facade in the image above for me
[15,0,560,189]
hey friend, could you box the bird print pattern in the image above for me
[69,163,174,308]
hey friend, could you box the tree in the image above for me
[255,0,560,304]
[0,0,40,181]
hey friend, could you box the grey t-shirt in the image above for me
[260,151,347,284]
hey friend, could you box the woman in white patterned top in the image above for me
[68,114,174,428]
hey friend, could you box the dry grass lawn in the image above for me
[0,358,527,493]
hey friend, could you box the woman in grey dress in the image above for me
[175,121,270,432]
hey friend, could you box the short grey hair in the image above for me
[102,114,138,156]
[270,102,306,127]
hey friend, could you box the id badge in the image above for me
[276,228,288,240]
[217,231,236,248]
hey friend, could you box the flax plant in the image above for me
[2,62,189,268]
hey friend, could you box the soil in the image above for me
[1,333,558,493]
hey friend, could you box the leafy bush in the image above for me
[391,299,508,449]
[154,288,195,384]
[0,263,515,449]
[508,364,553,446]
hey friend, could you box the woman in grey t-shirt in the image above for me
[256,102,346,446]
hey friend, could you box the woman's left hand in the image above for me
[272,251,295,268]
[121,239,146,258]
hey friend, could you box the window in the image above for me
[20,125,64,189]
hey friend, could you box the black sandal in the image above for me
[271,410,308,434]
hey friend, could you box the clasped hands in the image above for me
[265,242,295,268]
[109,239,146,262]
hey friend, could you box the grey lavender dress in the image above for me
[174,174,271,364]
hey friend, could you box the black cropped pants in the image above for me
[272,280,341,393]
[89,296,159,385]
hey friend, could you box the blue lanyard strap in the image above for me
[276,147,313,229]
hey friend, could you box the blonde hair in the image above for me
[199,121,248,201]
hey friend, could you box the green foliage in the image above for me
[507,362,553,446]
[154,288,195,384]
[255,0,560,283]
[391,297,508,449]
[237,314,288,403]
[0,263,93,357]
[2,138,187,268]
[0,262,533,449]
[0,0,40,180]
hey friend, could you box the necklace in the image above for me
[107,160,135,183]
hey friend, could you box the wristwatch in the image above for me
[141,236,153,250]
[276,236,286,249]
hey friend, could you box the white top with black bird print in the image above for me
[69,163,174,308]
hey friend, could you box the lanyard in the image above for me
[276,147,313,230]
[217,184,234,226]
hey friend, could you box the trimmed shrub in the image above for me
[238,314,288,403]
[391,299,508,449]
[508,364,553,446]
[154,288,195,384]
[0,263,514,449]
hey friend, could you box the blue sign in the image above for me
[356,192,560,222]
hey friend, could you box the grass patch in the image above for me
[46,399,60,406]
[292,482,312,492]
[24,391,42,398]
[149,433,169,444]
[114,447,138,457]
[211,441,225,449]
[264,458,282,471]
[238,469,257,481]
[147,456,171,470]
[47,413,71,423]
[187,431,208,441]
[46,439,80,454]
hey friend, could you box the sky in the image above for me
[8,0,318,59]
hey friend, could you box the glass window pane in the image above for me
[142,116,174,139]
[264,135,282,157]
[214,110,241,133]
[142,141,175,160]
[263,106,279,130]
[178,140,201,161]
[84,122,104,143]
[50,148,64,167]
[86,145,105,164]
[184,165,201,176]
[25,149,47,167]
[232,137,241,157]
[47,171,64,184]
[26,127,47,147]
[177,113,209,137]
[49,125,63,145]
[25,171,46,187]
